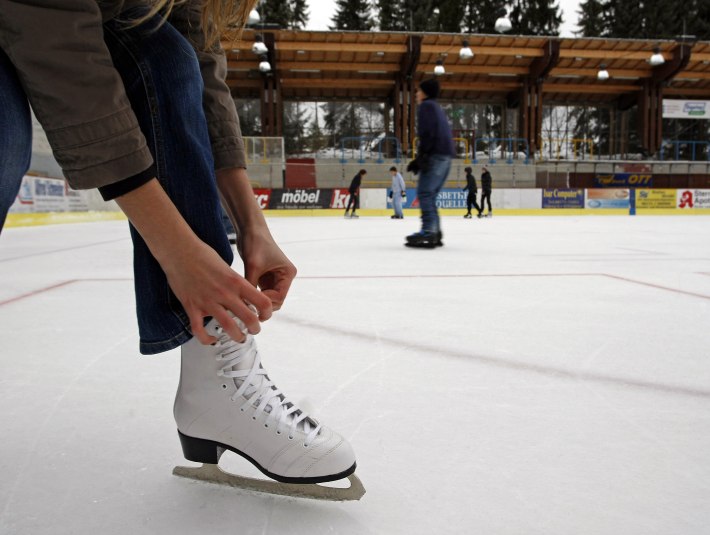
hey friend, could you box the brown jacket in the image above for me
[0,0,246,190]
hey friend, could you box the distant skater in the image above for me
[404,78,455,248]
[462,166,481,218]
[389,166,406,219]
[478,166,493,218]
[345,169,366,218]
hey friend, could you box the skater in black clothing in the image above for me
[345,169,366,218]
[462,166,481,218]
[478,166,493,218]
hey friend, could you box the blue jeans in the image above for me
[0,13,233,354]
[417,155,451,234]
[0,48,32,229]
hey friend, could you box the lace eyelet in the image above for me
[288,436,294,440]
[252,416,257,421]
[264,424,269,428]
[221,384,227,389]
[276,431,281,435]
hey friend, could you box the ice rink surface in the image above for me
[1,214,709,535]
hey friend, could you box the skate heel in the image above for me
[177,430,222,464]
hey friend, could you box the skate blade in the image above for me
[172,463,366,501]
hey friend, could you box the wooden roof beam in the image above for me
[529,40,561,81]
[421,44,544,58]
[652,43,692,84]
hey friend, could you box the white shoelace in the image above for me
[213,327,321,447]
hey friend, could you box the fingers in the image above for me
[260,274,294,310]
[240,282,273,322]
[188,310,216,345]
[211,307,247,342]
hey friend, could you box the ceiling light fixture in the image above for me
[434,59,445,76]
[459,39,474,60]
[597,64,609,81]
[252,34,268,55]
[494,8,512,33]
[649,47,665,66]
[247,9,260,25]
[259,56,272,73]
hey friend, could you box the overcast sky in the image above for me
[305,0,582,36]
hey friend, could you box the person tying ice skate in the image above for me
[0,0,362,500]
[405,78,456,248]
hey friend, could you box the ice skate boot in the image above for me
[172,318,364,501]
[405,231,438,248]
[344,210,350,219]
[463,213,471,219]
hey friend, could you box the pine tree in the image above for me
[510,0,563,36]
[434,0,466,33]
[640,0,688,39]
[462,0,502,34]
[234,99,261,136]
[401,0,437,32]
[576,0,607,37]
[283,102,309,155]
[604,0,643,37]
[258,0,294,28]
[376,0,408,31]
[330,0,374,31]
[693,0,710,39]
[290,0,310,29]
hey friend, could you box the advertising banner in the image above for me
[635,189,677,209]
[329,188,352,210]
[253,188,272,209]
[594,173,653,188]
[435,189,468,209]
[585,189,631,209]
[267,189,331,209]
[663,99,710,119]
[677,189,710,209]
[386,188,476,210]
[542,189,584,208]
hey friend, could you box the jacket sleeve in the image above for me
[416,101,436,158]
[0,0,154,190]
[168,3,247,170]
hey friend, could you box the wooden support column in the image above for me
[511,40,559,156]
[396,35,421,156]
[407,77,416,154]
[393,75,402,147]
[259,33,281,136]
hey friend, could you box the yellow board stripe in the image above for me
[5,212,127,228]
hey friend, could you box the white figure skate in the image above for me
[172,318,364,501]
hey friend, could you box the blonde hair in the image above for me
[131,0,260,48]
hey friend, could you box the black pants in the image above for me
[479,191,492,213]
[346,192,359,212]
[466,192,481,214]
